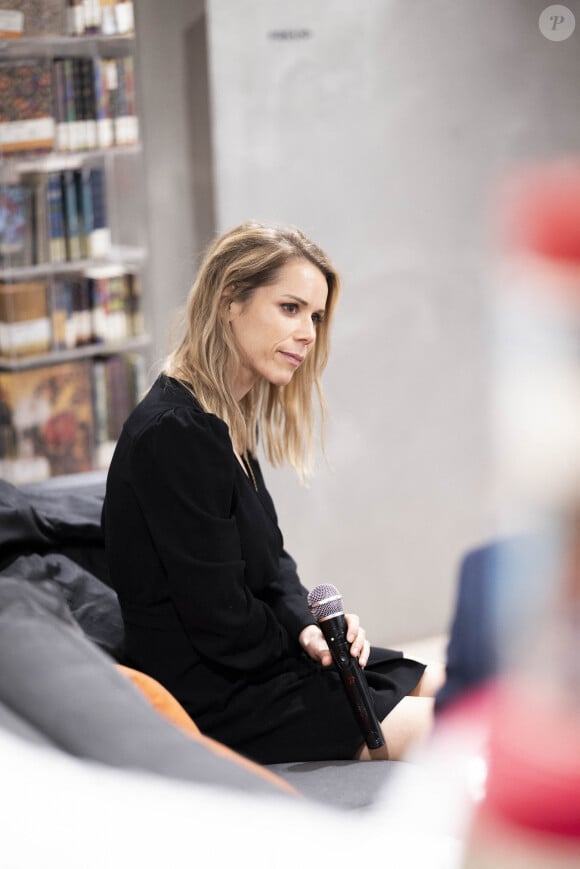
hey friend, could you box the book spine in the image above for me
[72,57,87,151]
[103,58,120,146]
[127,270,143,336]
[107,272,129,341]
[62,58,77,152]
[73,169,88,259]
[122,54,139,145]
[114,56,128,146]
[91,357,110,465]
[87,275,107,343]
[61,169,81,261]
[33,174,50,266]
[114,0,134,35]
[93,57,113,149]
[67,0,86,36]
[47,172,66,263]
[99,0,117,35]
[82,57,98,150]
[52,58,69,152]
[88,166,110,257]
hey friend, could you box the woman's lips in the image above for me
[280,351,304,367]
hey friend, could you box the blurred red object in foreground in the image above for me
[498,159,580,263]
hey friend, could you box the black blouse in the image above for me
[103,375,424,763]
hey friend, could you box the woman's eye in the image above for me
[281,303,298,314]
[312,313,324,326]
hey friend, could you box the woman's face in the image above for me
[228,257,328,400]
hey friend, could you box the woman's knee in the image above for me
[354,695,434,761]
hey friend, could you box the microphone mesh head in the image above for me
[307,583,344,621]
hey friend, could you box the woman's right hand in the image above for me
[298,624,333,667]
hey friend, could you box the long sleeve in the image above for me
[127,407,289,673]
[263,550,316,645]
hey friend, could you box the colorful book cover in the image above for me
[0,0,67,37]
[0,183,30,266]
[0,60,55,155]
[0,359,95,481]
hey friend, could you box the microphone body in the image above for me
[307,584,385,750]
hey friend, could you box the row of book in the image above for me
[0,268,143,358]
[0,0,133,38]
[0,54,138,156]
[0,165,108,267]
[0,353,145,484]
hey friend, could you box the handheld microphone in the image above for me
[307,583,385,750]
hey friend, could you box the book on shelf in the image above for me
[0,0,133,39]
[92,351,142,469]
[61,168,82,261]
[47,267,141,350]
[85,264,132,343]
[13,166,109,266]
[0,182,34,267]
[87,165,110,256]
[113,55,138,146]
[67,0,134,37]
[46,171,66,263]
[0,0,67,38]
[0,358,94,484]
[1,53,138,156]
[22,172,49,266]
[0,59,55,157]
[50,279,74,350]
[0,279,50,357]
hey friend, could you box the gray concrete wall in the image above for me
[136,0,580,645]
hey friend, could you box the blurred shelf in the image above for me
[0,333,151,370]
[0,144,142,179]
[0,33,134,58]
[0,246,147,280]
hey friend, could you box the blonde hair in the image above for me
[164,221,340,479]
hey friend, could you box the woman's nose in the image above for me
[296,316,316,344]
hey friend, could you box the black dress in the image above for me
[102,375,425,763]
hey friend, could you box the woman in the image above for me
[103,221,441,764]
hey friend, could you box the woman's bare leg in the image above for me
[353,695,435,761]
[408,661,446,698]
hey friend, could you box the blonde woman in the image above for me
[103,221,437,764]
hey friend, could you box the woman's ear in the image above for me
[222,285,244,322]
[221,285,234,320]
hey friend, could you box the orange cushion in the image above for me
[118,665,201,735]
[117,665,298,797]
